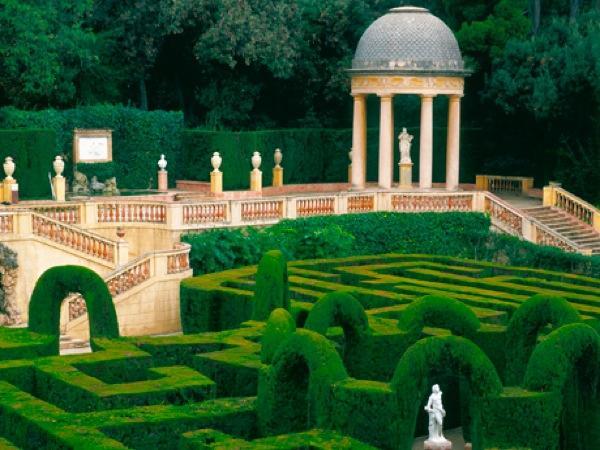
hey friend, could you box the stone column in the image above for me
[419,95,435,189]
[351,94,367,189]
[445,94,461,191]
[378,95,394,189]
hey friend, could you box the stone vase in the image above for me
[251,151,262,172]
[53,156,65,177]
[274,148,282,168]
[158,154,167,171]
[3,157,15,180]
[211,152,222,172]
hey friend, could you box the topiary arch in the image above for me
[391,335,502,450]
[251,250,289,321]
[257,329,348,436]
[505,294,581,385]
[397,295,480,339]
[28,265,119,352]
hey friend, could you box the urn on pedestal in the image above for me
[3,157,15,180]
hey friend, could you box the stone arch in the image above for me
[505,294,580,385]
[524,323,600,450]
[390,335,502,450]
[28,265,119,353]
[257,329,348,436]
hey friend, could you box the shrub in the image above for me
[261,308,296,364]
[0,106,183,189]
[28,265,119,353]
[251,250,290,321]
[505,295,581,385]
[397,295,481,339]
[0,129,55,199]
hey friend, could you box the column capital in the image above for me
[420,94,436,101]
[377,93,394,100]
[448,94,464,101]
[351,92,367,99]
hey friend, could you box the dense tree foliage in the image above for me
[0,0,598,200]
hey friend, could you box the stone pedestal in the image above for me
[53,176,66,202]
[399,162,413,188]
[2,179,17,204]
[424,438,452,450]
[250,170,262,192]
[210,171,223,195]
[157,171,168,191]
[272,167,283,187]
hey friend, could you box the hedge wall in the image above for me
[181,127,484,190]
[0,129,55,199]
[0,106,183,190]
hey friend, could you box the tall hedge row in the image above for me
[181,127,484,189]
[0,106,183,189]
[0,129,55,199]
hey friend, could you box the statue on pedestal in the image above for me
[398,127,414,164]
[424,384,451,448]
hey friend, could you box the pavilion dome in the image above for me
[351,6,465,75]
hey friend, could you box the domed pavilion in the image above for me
[349,6,469,191]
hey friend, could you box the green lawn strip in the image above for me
[180,428,379,449]
[405,268,600,306]
[499,276,600,296]
[0,380,126,449]
[288,267,343,281]
[289,286,326,302]
[0,328,55,360]
[88,398,257,449]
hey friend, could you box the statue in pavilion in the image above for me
[398,127,414,164]
[424,384,450,446]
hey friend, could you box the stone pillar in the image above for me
[378,95,394,189]
[157,171,168,191]
[272,148,283,187]
[250,151,262,193]
[53,176,66,202]
[445,94,461,191]
[210,152,223,195]
[351,94,367,189]
[419,95,435,189]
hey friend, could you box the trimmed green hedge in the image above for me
[181,127,484,190]
[261,308,295,364]
[28,265,119,353]
[0,129,55,199]
[0,106,183,189]
[252,250,290,321]
[182,212,600,279]
[504,295,581,385]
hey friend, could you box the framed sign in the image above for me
[73,129,113,163]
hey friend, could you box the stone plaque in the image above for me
[73,129,113,163]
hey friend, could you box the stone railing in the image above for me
[66,242,191,321]
[30,204,81,225]
[533,222,581,254]
[544,185,599,230]
[347,194,375,213]
[296,196,336,217]
[0,213,13,233]
[183,203,228,224]
[241,200,284,222]
[31,213,117,264]
[476,175,534,195]
[484,194,524,237]
[391,193,473,212]
[97,201,167,224]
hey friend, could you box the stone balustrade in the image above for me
[241,200,284,221]
[97,202,167,224]
[30,204,81,225]
[0,214,13,233]
[391,193,473,212]
[183,203,227,224]
[544,185,599,230]
[476,175,534,195]
[484,194,524,236]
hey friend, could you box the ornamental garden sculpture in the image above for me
[424,384,451,449]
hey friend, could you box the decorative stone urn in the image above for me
[211,152,222,172]
[251,151,262,172]
[274,148,282,168]
[158,154,167,171]
[3,157,15,180]
[116,226,126,239]
[53,156,65,177]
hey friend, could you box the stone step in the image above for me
[59,335,89,350]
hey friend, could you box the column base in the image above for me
[250,170,262,193]
[272,167,283,187]
[157,171,168,191]
[399,162,413,189]
[211,171,223,194]
[424,438,452,450]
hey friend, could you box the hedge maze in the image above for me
[0,255,599,449]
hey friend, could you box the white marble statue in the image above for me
[424,384,448,443]
[398,127,414,164]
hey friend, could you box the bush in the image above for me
[261,308,296,364]
[251,250,290,321]
[28,265,119,353]
[0,106,183,189]
[0,129,56,199]
[504,295,581,385]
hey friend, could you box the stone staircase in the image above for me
[523,206,600,255]
[59,334,91,355]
